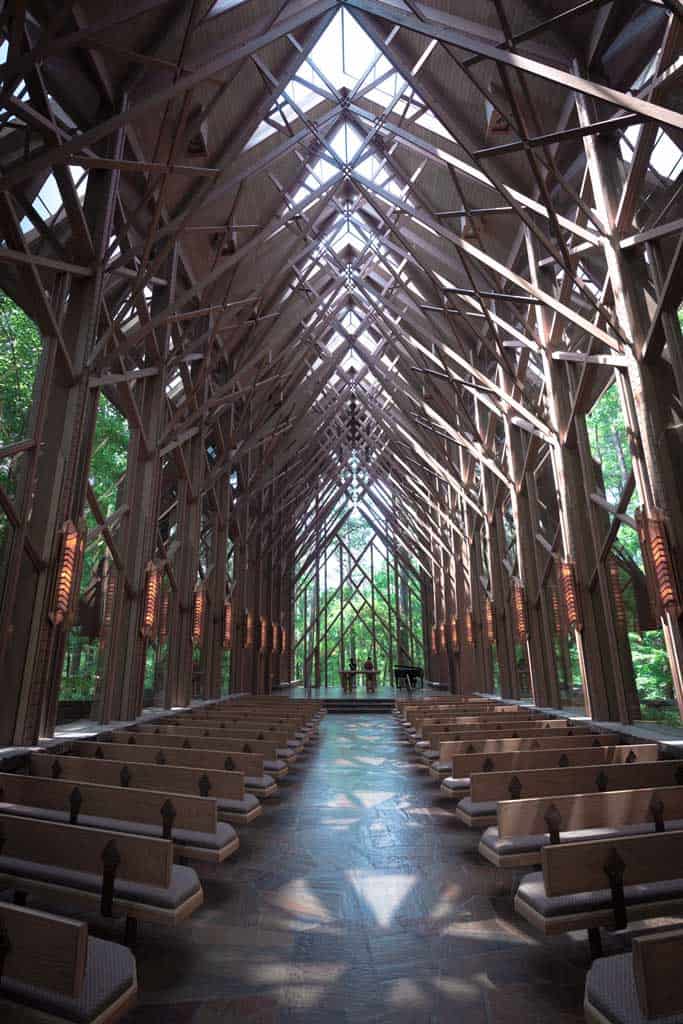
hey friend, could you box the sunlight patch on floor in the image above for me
[346,870,416,927]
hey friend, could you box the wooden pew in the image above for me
[180,707,317,729]
[408,708,536,729]
[585,927,683,1022]
[514,829,683,958]
[0,771,238,863]
[435,733,621,787]
[107,730,288,778]
[0,902,138,1023]
[439,734,619,758]
[457,760,683,828]
[420,722,595,766]
[0,813,203,944]
[438,743,659,794]
[480,782,683,868]
[28,752,255,829]
[70,740,278,799]
[167,714,313,744]
[131,723,302,761]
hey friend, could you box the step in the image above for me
[323,698,394,713]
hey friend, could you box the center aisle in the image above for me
[128,714,586,1023]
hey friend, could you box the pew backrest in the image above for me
[542,828,683,897]
[0,902,87,997]
[134,723,293,745]
[0,812,172,887]
[632,928,683,1018]
[440,734,618,758]
[471,760,683,803]
[107,730,280,759]
[28,752,243,801]
[72,740,264,777]
[498,784,683,839]
[453,744,658,779]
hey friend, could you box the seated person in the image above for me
[364,657,376,692]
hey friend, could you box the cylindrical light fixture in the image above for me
[607,558,626,630]
[485,598,495,644]
[550,584,562,636]
[281,626,287,654]
[438,620,447,653]
[192,587,205,646]
[102,565,117,641]
[272,620,279,653]
[141,562,161,639]
[222,601,232,650]
[512,581,528,644]
[245,609,255,648]
[559,560,582,631]
[464,609,474,646]
[51,520,83,625]
[637,508,680,614]
[260,615,268,651]
[430,624,437,654]
[159,590,170,642]
[449,615,459,651]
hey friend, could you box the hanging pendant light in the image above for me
[272,620,279,653]
[438,620,447,653]
[485,598,495,644]
[512,581,528,644]
[607,558,627,630]
[159,590,170,642]
[637,508,680,614]
[465,609,474,646]
[430,624,437,654]
[102,564,117,642]
[222,601,232,650]
[245,609,255,648]
[550,584,562,636]
[260,615,268,650]
[559,560,582,632]
[192,587,205,646]
[141,562,161,639]
[449,615,459,651]
[51,520,83,625]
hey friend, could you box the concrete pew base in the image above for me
[514,871,683,941]
[479,819,683,869]
[439,777,469,799]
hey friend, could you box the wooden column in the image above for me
[1,135,123,744]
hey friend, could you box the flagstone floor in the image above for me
[122,714,591,1023]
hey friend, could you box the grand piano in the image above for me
[393,665,424,690]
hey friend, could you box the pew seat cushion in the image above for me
[0,854,201,912]
[421,750,439,762]
[515,870,683,921]
[456,796,497,819]
[0,936,136,1023]
[586,952,683,1024]
[440,777,469,794]
[481,820,683,863]
[431,761,453,776]
[245,773,276,791]
[0,802,237,858]
[217,793,260,816]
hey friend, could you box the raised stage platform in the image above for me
[282,682,444,711]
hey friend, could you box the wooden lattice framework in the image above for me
[0,0,681,743]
